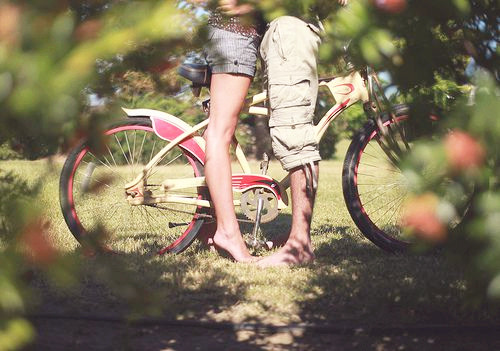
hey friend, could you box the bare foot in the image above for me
[212,230,257,263]
[256,240,315,268]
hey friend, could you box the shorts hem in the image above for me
[211,64,256,77]
[280,155,321,172]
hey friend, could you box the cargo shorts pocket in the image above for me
[269,78,312,111]
[270,123,317,155]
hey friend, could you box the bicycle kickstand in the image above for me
[250,153,269,248]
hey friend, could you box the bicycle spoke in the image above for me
[72,175,112,190]
[87,153,128,184]
[129,130,136,167]
[106,145,119,168]
[384,196,406,226]
[361,147,386,160]
[147,205,187,231]
[357,182,402,197]
[149,139,157,163]
[114,133,131,166]
[363,188,405,219]
[87,151,114,172]
[136,131,148,166]
[356,180,402,187]
[149,149,180,177]
[135,206,157,234]
[124,131,132,165]
[372,192,407,226]
[358,162,400,173]
[359,184,402,207]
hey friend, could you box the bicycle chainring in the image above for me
[240,188,279,223]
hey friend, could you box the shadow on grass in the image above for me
[279,219,497,348]
[306,228,471,322]
[29,237,267,350]
[28,221,500,350]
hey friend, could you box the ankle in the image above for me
[213,226,241,239]
[285,236,312,250]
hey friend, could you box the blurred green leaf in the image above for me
[0,318,34,351]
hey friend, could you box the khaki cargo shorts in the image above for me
[260,16,322,171]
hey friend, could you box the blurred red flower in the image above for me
[444,129,485,171]
[401,193,447,243]
[20,218,58,266]
[373,0,407,14]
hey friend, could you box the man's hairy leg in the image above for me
[257,163,318,267]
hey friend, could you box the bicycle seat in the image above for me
[178,62,211,87]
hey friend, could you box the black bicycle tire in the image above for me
[59,117,207,254]
[342,106,411,253]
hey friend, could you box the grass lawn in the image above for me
[2,140,500,350]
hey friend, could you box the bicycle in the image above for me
[59,61,432,254]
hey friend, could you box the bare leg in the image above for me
[204,73,254,262]
[197,220,216,251]
[257,164,318,267]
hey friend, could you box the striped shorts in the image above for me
[204,25,260,77]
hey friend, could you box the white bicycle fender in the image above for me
[122,107,206,164]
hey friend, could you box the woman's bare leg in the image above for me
[204,73,254,262]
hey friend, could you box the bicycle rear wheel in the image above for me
[59,118,208,254]
[342,106,418,252]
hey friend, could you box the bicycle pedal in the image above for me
[245,238,267,249]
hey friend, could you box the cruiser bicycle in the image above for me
[59,61,434,254]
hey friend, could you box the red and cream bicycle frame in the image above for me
[122,69,372,212]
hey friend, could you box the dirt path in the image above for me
[26,317,500,351]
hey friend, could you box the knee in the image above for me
[204,123,234,148]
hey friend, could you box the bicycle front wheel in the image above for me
[59,118,208,254]
[342,107,416,252]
